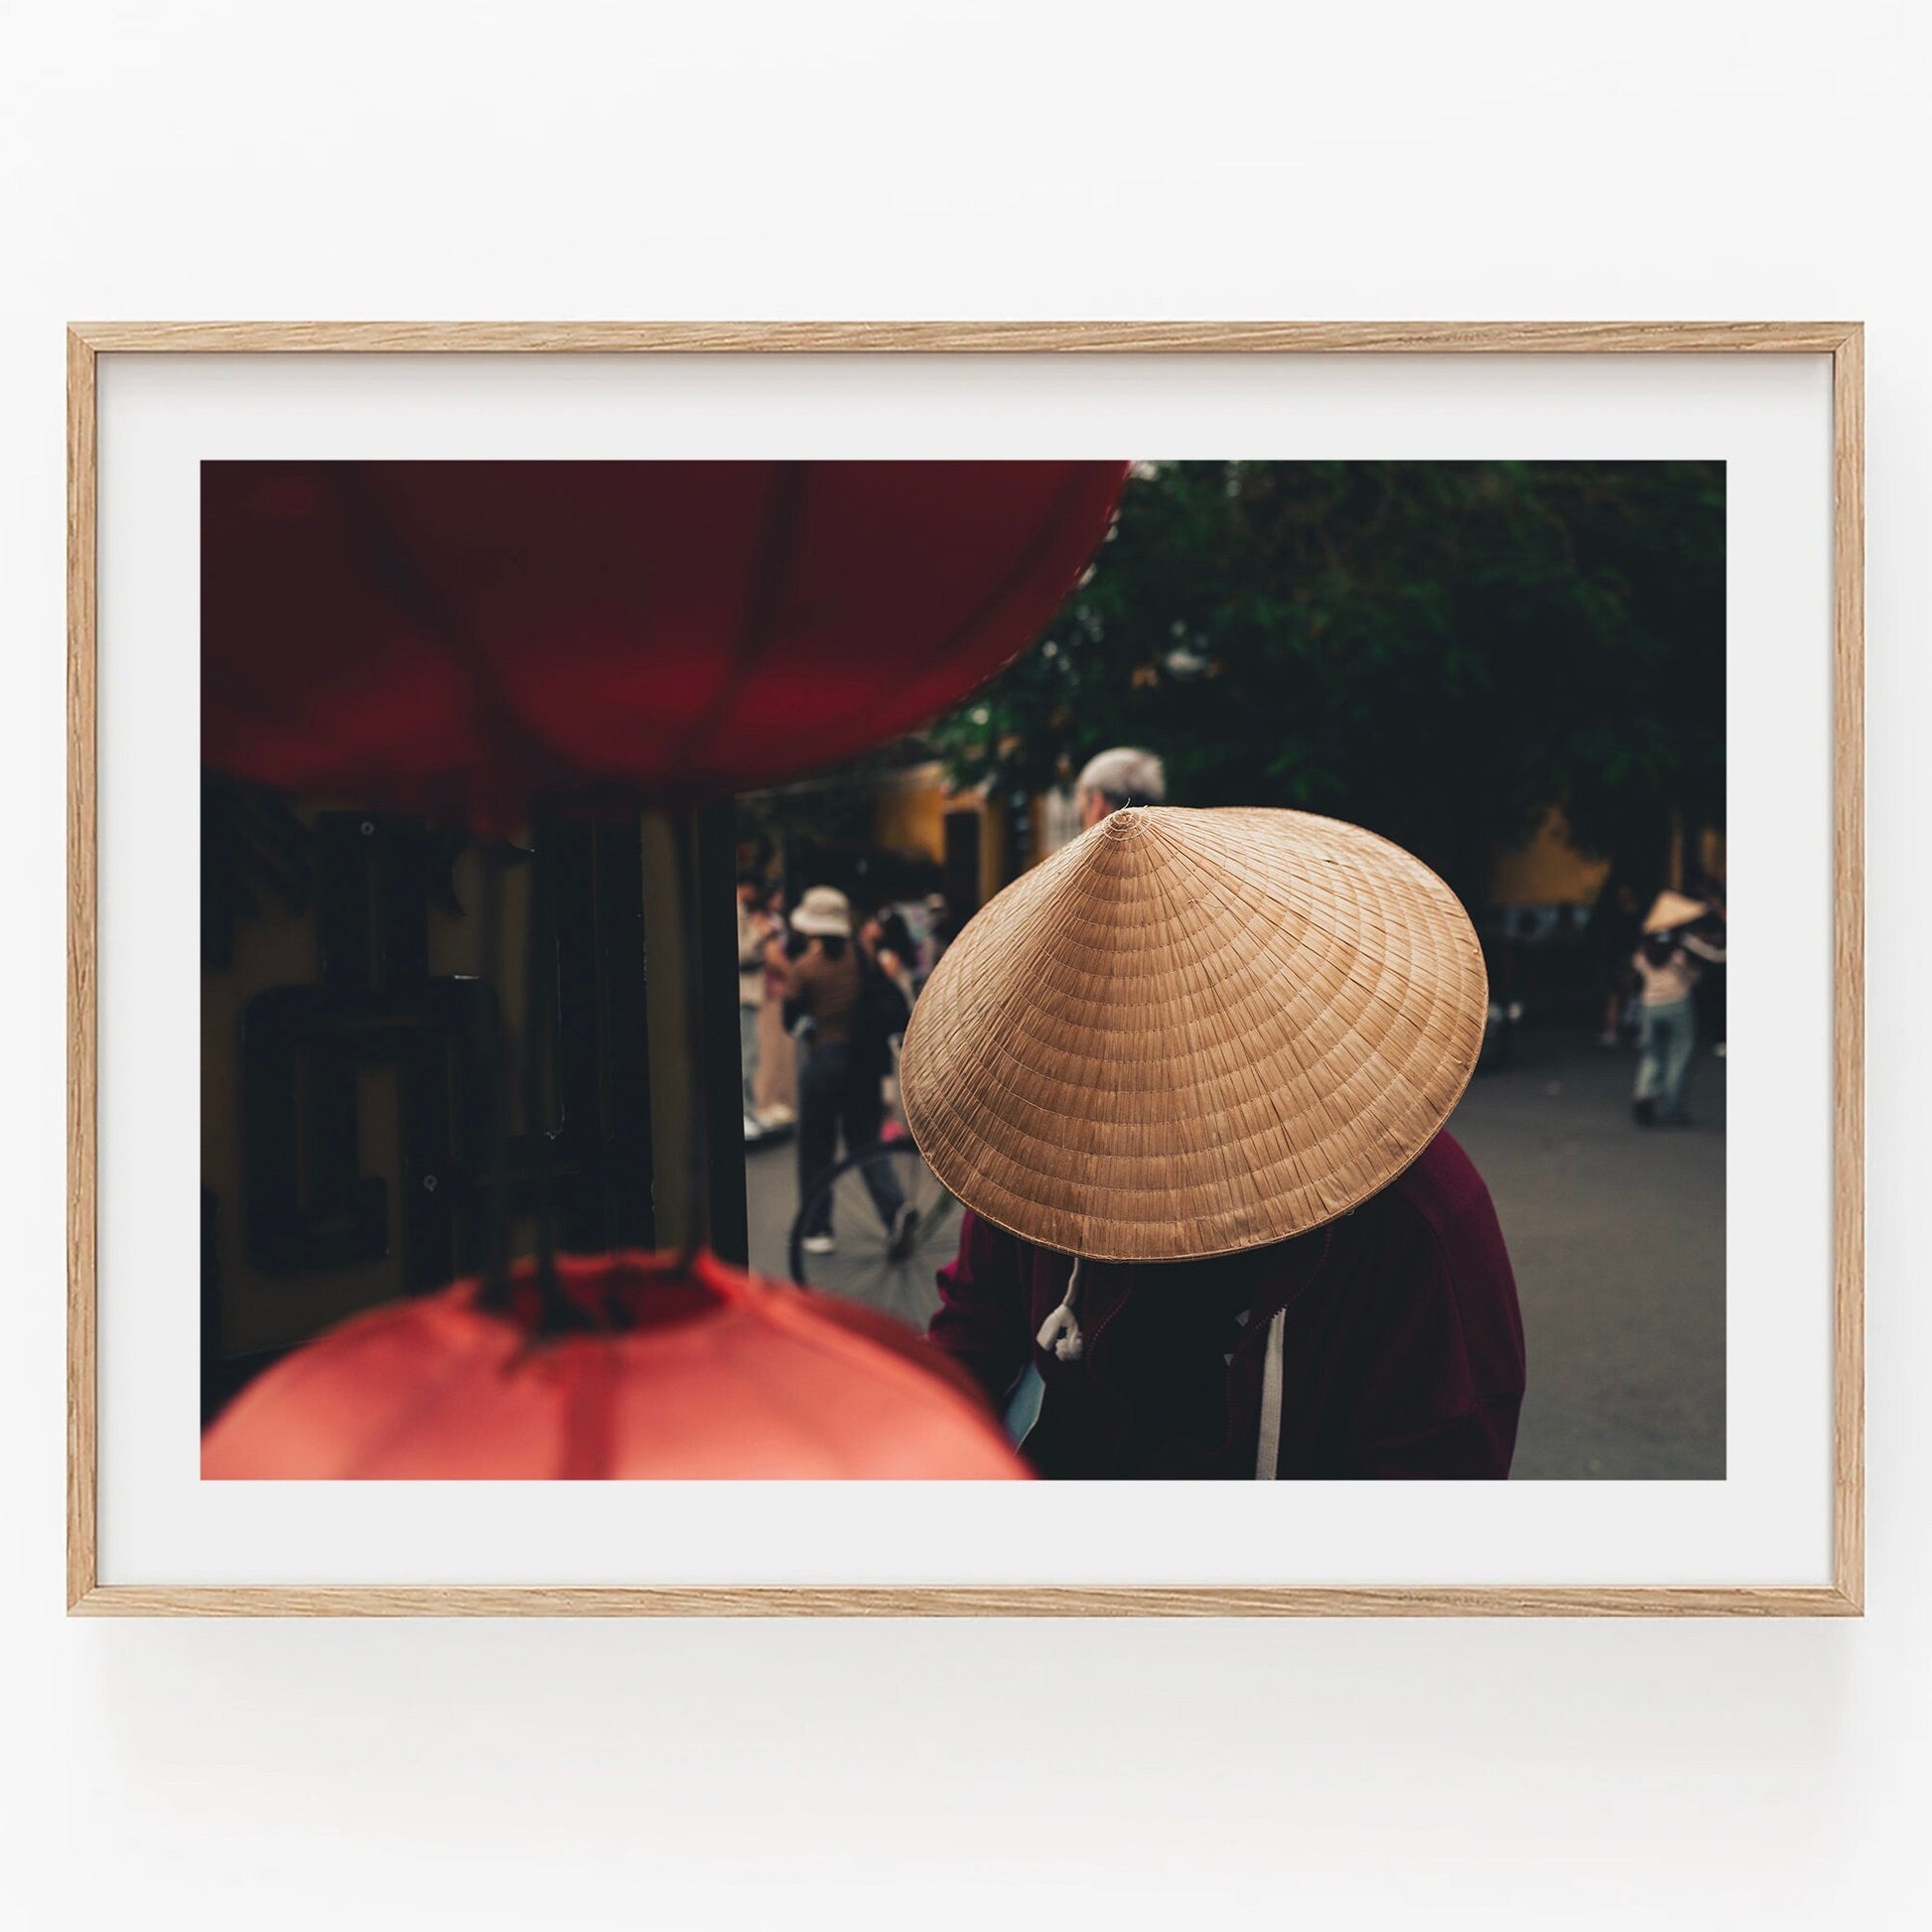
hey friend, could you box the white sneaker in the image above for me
[802,1233,836,1256]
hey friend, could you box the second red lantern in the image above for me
[201,1250,1029,1480]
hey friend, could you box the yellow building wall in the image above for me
[978,804,1008,905]
[1700,826,1726,886]
[873,764,949,865]
[1662,817,1727,895]
[1489,807,1612,907]
[872,760,1007,905]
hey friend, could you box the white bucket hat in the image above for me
[789,885,854,938]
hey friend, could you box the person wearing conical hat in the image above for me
[1629,892,1725,1128]
[898,805,1525,1480]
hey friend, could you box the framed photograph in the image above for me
[69,322,1863,1615]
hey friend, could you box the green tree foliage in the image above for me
[933,461,1724,903]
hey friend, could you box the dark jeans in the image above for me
[797,1041,906,1236]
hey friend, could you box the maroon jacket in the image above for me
[929,1131,1525,1478]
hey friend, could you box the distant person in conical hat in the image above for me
[1630,891,1726,1128]
[897,805,1525,1480]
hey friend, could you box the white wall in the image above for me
[2,4,1925,1925]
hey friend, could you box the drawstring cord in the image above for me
[1036,1255,1085,1361]
[1032,1226,1332,1476]
[1033,1251,1286,1475]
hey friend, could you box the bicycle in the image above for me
[785,1037,961,1329]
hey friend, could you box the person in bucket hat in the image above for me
[784,886,913,1258]
[897,805,1525,1479]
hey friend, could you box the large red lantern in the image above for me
[203,1251,1025,1479]
[203,460,1128,822]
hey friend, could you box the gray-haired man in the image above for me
[1074,746,1167,830]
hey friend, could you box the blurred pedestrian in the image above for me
[734,871,774,1137]
[784,886,911,1257]
[861,904,917,1006]
[921,893,958,982]
[1631,892,1726,1127]
[1074,744,1167,829]
[1687,874,1728,1058]
[753,885,796,1126]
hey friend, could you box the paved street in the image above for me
[1449,1027,1725,1479]
[743,1024,1725,1480]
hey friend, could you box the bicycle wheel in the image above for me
[787,1141,961,1329]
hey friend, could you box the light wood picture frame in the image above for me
[68,321,1864,1616]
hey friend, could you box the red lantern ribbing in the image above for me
[203,460,1129,826]
[202,1252,1026,1480]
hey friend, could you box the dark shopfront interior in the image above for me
[200,779,751,1423]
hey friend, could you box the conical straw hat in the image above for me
[1642,890,1709,933]
[898,806,1488,1263]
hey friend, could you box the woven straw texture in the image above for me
[898,806,1488,1262]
